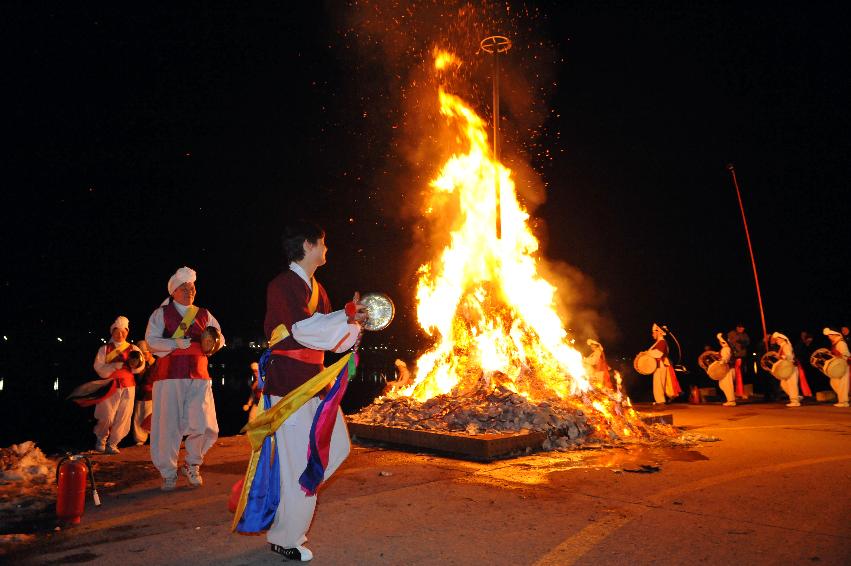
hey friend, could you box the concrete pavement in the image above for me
[7,402,851,565]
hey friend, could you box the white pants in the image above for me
[94,386,135,448]
[652,366,673,403]
[151,379,218,478]
[779,370,800,402]
[267,396,351,548]
[829,368,849,404]
[132,399,153,443]
[718,369,735,403]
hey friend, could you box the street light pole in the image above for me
[727,163,769,350]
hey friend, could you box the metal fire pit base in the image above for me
[348,412,673,461]
[348,422,546,461]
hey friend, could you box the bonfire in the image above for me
[351,48,655,449]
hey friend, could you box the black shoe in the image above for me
[271,543,313,561]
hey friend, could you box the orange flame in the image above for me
[391,49,591,403]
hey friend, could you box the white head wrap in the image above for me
[652,323,666,336]
[771,332,789,343]
[823,327,842,337]
[110,316,129,333]
[168,266,197,295]
[587,338,602,349]
[716,332,729,347]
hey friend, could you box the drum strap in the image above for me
[171,306,200,339]
[105,342,130,363]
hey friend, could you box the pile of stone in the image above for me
[350,384,593,444]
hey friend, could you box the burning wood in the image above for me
[350,376,648,452]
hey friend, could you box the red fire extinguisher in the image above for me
[56,454,101,525]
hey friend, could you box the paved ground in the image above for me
[5,402,851,565]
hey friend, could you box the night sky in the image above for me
[3,1,849,369]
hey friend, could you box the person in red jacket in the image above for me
[242,362,262,424]
[131,340,156,445]
[92,316,145,454]
[144,267,224,491]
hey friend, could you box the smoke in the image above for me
[537,257,621,348]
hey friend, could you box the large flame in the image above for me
[393,49,593,404]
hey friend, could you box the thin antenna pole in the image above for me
[727,164,769,350]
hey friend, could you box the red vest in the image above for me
[156,301,212,380]
[105,343,136,388]
[651,339,670,367]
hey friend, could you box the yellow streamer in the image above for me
[104,342,130,363]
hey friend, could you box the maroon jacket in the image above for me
[263,269,333,397]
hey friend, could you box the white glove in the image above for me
[175,338,192,349]
[112,362,125,372]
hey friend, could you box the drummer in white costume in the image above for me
[716,333,736,406]
[585,339,614,391]
[647,323,681,404]
[823,328,850,407]
[92,316,145,453]
[770,332,801,407]
[145,267,224,491]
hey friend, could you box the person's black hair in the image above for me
[281,220,325,265]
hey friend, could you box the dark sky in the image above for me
[2,2,849,363]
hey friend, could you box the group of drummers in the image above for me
[632,324,850,408]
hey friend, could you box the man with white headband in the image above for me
[770,332,812,407]
[823,328,849,407]
[716,333,736,406]
[646,323,682,404]
[144,267,225,491]
[92,316,145,453]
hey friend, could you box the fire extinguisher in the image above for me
[56,454,101,525]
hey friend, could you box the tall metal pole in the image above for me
[727,164,769,350]
[480,35,512,239]
[493,48,501,239]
